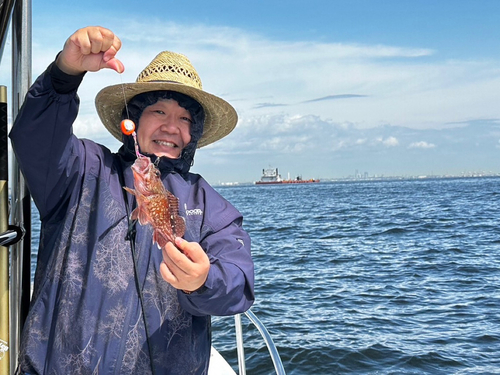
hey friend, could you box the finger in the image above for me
[105,58,124,74]
[88,29,103,54]
[165,240,187,262]
[97,27,119,53]
[160,260,177,284]
[68,29,92,55]
[101,36,121,62]
[83,27,120,58]
[175,237,205,263]
[86,28,123,73]
[86,26,116,55]
[102,37,123,73]
[71,27,103,55]
[162,244,189,275]
[174,237,189,257]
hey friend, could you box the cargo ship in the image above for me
[255,167,320,185]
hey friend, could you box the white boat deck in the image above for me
[208,346,237,375]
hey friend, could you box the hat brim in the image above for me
[95,82,238,148]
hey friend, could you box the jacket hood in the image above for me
[117,91,205,177]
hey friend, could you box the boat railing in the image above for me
[234,308,286,375]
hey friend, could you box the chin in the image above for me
[147,146,181,159]
[156,152,181,159]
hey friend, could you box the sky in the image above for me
[1,0,500,184]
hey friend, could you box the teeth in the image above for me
[155,140,176,147]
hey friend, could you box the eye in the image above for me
[181,116,193,124]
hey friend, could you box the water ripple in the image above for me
[29,177,500,374]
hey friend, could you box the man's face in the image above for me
[137,99,192,159]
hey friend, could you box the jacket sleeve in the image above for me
[177,188,255,317]
[9,63,85,220]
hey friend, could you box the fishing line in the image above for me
[117,72,156,375]
[120,73,130,120]
[119,74,142,157]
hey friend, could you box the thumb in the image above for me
[104,58,124,74]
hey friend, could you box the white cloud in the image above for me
[384,136,399,147]
[3,16,500,182]
[376,136,399,147]
[38,22,497,119]
[409,141,436,149]
[3,19,497,137]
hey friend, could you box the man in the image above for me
[10,26,254,374]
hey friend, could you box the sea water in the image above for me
[31,177,500,374]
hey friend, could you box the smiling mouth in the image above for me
[154,140,178,148]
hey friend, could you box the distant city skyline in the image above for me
[1,1,499,185]
[222,168,500,186]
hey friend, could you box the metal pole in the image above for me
[234,314,247,375]
[10,0,32,372]
[0,0,17,63]
[0,84,10,375]
[244,309,286,375]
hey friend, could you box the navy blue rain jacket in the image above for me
[9,65,254,374]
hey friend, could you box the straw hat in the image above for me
[95,51,238,148]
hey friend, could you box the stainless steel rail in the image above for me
[234,309,286,375]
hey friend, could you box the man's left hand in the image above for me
[160,237,210,293]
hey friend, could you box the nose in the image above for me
[159,116,180,133]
